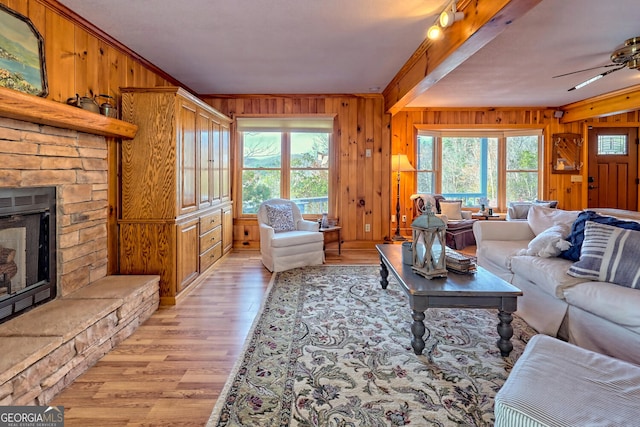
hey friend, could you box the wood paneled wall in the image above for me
[0,0,174,103]
[0,0,176,273]
[203,96,392,249]
[392,107,640,223]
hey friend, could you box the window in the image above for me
[506,134,540,203]
[597,134,627,155]
[417,129,542,210]
[238,117,333,215]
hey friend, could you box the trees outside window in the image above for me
[417,130,542,211]
[240,131,330,215]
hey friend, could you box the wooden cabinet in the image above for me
[223,205,233,253]
[177,218,199,292]
[119,87,233,304]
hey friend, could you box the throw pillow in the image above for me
[509,202,535,220]
[439,200,463,220]
[560,210,640,261]
[567,221,640,289]
[517,223,572,257]
[264,203,296,233]
[527,204,580,236]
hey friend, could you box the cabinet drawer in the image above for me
[200,242,222,271]
[200,210,222,234]
[200,225,222,253]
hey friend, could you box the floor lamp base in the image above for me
[392,233,407,242]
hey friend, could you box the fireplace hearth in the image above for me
[0,187,56,323]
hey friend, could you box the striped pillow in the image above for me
[568,221,640,289]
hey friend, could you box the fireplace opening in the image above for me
[0,187,56,324]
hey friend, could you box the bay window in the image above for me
[417,129,543,211]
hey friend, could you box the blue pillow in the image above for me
[560,211,640,261]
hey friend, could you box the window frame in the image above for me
[415,127,544,212]
[236,116,335,218]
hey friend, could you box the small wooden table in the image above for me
[471,213,502,220]
[376,244,522,357]
[320,226,342,254]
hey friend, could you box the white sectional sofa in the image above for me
[473,205,640,365]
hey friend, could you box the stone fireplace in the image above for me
[0,187,56,323]
[0,93,159,405]
[0,116,109,301]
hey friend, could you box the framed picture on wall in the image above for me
[0,3,48,97]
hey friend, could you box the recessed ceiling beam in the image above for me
[383,0,542,115]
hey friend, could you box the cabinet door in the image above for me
[198,109,212,208]
[223,205,233,253]
[178,100,198,215]
[211,119,221,203]
[221,122,231,202]
[176,218,199,292]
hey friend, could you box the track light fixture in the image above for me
[427,1,464,41]
[427,24,443,40]
[440,7,464,28]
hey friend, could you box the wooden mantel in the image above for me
[0,87,137,139]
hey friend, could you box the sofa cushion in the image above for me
[534,199,558,208]
[527,205,580,236]
[560,210,640,261]
[511,256,583,298]
[563,281,640,332]
[568,221,640,289]
[265,203,296,232]
[477,240,528,273]
[516,223,572,257]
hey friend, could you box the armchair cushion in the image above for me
[264,203,296,232]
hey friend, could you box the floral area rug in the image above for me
[207,265,536,427]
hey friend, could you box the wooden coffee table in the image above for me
[376,244,522,357]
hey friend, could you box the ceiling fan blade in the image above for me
[567,65,626,91]
[553,63,620,79]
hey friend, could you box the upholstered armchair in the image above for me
[257,198,325,272]
[410,193,476,250]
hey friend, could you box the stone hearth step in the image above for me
[0,275,159,406]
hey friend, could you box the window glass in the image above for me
[290,133,329,213]
[597,135,627,155]
[416,135,435,193]
[441,137,498,207]
[417,130,541,211]
[506,135,539,203]
[240,129,330,215]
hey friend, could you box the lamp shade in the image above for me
[392,154,415,172]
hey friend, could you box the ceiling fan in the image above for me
[553,36,640,91]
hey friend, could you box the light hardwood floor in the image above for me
[51,248,380,426]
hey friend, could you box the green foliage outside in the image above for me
[242,132,329,214]
[417,134,539,207]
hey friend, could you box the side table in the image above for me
[471,213,503,220]
[320,226,342,254]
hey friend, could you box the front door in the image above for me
[587,126,638,210]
